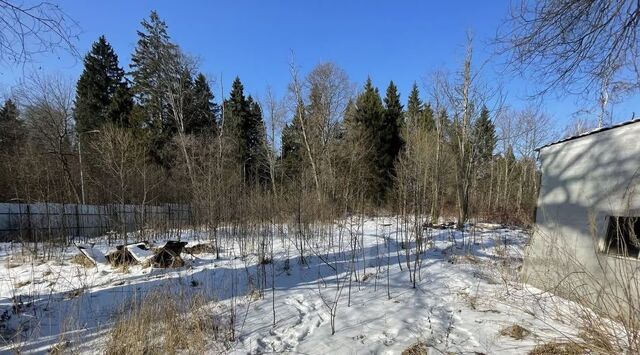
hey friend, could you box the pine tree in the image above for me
[185,73,219,135]
[381,80,404,197]
[130,11,178,167]
[406,82,422,125]
[0,99,22,153]
[107,84,134,128]
[74,36,132,133]
[353,78,386,202]
[406,82,435,131]
[225,77,268,185]
[281,103,305,178]
[225,77,249,163]
[473,106,496,164]
[246,96,269,185]
[421,103,435,131]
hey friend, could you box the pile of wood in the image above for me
[151,241,187,267]
[74,240,188,268]
[423,221,456,230]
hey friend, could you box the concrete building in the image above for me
[524,119,640,315]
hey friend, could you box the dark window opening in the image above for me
[604,216,640,258]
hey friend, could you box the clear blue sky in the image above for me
[1,0,638,131]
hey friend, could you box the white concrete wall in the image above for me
[524,122,640,312]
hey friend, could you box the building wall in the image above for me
[524,122,640,314]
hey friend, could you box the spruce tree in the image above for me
[225,77,268,185]
[225,77,249,163]
[281,103,305,179]
[0,99,22,153]
[246,96,269,185]
[421,103,436,131]
[74,36,132,133]
[381,80,404,197]
[130,11,177,166]
[406,82,435,131]
[406,82,422,125]
[473,105,496,164]
[108,85,134,128]
[353,78,386,202]
[185,73,219,135]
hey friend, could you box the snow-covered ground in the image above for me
[0,217,586,354]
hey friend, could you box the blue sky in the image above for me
[0,0,638,131]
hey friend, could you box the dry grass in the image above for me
[578,327,618,354]
[500,324,531,340]
[185,243,217,255]
[65,288,84,299]
[105,289,232,355]
[14,280,31,288]
[402,341,429,355]
[529,341,585,355]
[71,253,95,268]
[49,340,70,355]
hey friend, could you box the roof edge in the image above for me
[535,117,640,152]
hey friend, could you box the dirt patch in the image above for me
[500,324,531,340]
[529,341,585,355]
[402,341,429,355]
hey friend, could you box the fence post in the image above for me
[75,203,80,244]
[26,204,32,242]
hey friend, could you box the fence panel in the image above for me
[0,202,192,242]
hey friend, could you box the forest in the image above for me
[0,1,638,354]
[0,11,549,230]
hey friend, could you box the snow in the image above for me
[76,244,107,265]
[125,242,155,263]
[0,218,588,354]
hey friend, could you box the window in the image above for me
[604,216,640,258]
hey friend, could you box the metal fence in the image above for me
[0,202,192,242]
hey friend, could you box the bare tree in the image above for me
[433,37,482,229]
[262,86,285,196]
[91,124,147,243]
[288,56,322,202]
[18,73,79,203]
[499,0,640,103]
[161,48,199,191]
[0,0,80,65]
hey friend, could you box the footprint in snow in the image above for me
[256,294,327,353]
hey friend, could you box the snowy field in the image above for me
[0,217,586,354]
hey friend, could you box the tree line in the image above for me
[0,11,551,228]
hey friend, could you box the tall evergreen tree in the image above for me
[281,103,305,178]
[381,80,404,196]
[246,96,269,185]
[0,99,22,152]
[185,73,219,135]
[74,36,132,133]
[473,105,496,164]
[225,77,249,161]
[225,77,268,185]
[130,11,177,166]
[353,78,386,202]
[406,82,435,131]
[421,103,436,131]
[406,82,422,125]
